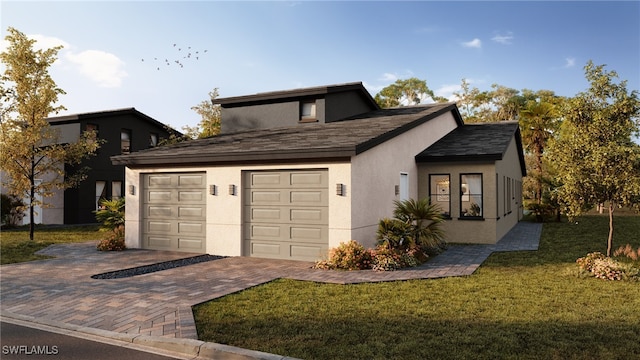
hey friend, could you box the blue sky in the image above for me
[2,1,639,130]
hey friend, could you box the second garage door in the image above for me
[243,170,328,261]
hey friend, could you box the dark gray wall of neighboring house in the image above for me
[54,112,174,224]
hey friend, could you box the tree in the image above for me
[181,88,222,139]
[548,61,640,256]
[0,27,101,240]
[519,91,562,204]
[374,77,447,108]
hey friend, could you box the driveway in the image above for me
[0,222,541,339]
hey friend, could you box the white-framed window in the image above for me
[149,133,158,147]
[96,181,107,210]
[112,181,122,200]
[399,172,409,201]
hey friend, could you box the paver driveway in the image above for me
[0,222,541,339]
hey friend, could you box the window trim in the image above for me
[299,100,317,123]
[459,173,483,220]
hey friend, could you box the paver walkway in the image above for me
[0,222,541,340]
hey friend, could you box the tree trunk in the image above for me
[607,203,614,257]
[29,155,35,241]
[535,143,543,204]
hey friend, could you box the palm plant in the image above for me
[393,198,445,249]
[94,197,125,231]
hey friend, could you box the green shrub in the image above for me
[392,198,446,249]
[96,225,126,251]
[313,240,373,270]
[1,193,24,227]
[94,197,125,230]
[376,218,412,251]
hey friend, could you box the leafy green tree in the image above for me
[519,91,562,204]
[189,87,221,138]
[548,61,640,256]
[0,27,101,240]
[374,77,447,108]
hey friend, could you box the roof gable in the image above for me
[415,122,526,176]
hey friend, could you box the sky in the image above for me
[2,1,639,131]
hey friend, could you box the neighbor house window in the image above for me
[460,174,483,218]
[429,174,450,217]
[112,181,122,200]
[96,181,107,210]
[149,133,158,147]
[85,124,98,145]
[121,129,131,154]
[300,101,317,122]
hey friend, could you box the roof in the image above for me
[112,102,462,167]
[46,107,182,136]
[415,122,527,176]
[212,82,380,110]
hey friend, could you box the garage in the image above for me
[142,173,206,253]
[243,169,328,261]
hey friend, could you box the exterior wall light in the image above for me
[128,185,135,195]
[209,184,217,196]
[336,183,344,196]
[395,185,400,196]
[229,184,236,196]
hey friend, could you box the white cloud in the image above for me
[65,50,128,88]
[491,32,514,45]
[436,83,463,101]
[379,73,398,82]
[462,38,482,48]
[564,57,576,68]
[29,34,70,51]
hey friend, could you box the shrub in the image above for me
[313,240,373,270]
[376,218,413,251]
[97,225,126,251]
[392,198,446,249]
[94,198,125,231]
[1,193,24,227]
[613,244,640,261]
[576,251,639,281]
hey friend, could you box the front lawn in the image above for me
[0,225,102,264]
[193,216,640,360]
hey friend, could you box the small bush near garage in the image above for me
[314,240,373,270]
[94,197,125,231]
[96,225,126,251]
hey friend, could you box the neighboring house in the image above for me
[3,108,179,225]
[112,82,526,261]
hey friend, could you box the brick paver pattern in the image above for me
[0,222,541,339]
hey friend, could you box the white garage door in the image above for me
[142,173,206,253]
[243,170,328,261]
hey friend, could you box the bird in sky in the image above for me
[142,43,209,71]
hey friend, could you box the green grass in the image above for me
[0,224,102,264]
[193,216,640,360]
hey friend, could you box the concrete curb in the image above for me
[1,310,300,360]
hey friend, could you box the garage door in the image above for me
[243,170,328,261]
[142,173,206,253]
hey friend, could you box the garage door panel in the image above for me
[290,244,327,259]
[142,173,205,253]
[251,241,282,256]
[290,172,327,187]
[290,226,325,241]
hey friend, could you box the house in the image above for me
[9,108,179,225]
[111,82,526,261]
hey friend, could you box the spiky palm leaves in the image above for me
[377,198,446,250]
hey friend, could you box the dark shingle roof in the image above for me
[112,102,461,166]
[415,121,526,176]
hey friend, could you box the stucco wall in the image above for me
[495,137,525,240]
[124,162,351,256]
[418,162,498,244]
[349,111,459,248]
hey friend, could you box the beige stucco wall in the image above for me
[417,137,524,244]
[349,111,459,248]
[124,162,351,256]
[495,137,525,240]
[418,162,498,244]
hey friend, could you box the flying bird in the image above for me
[144,43,209,70]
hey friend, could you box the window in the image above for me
[112,181,122,200]
[149,133,158,147]
[399,173,409,201]
[460,174,482,218]
[300,101,317,122]
[121,129,131,154]
[429,174,450,217]
[507,177,512,214]
[96,181,107,210]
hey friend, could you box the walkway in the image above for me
[0,222,541,340]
